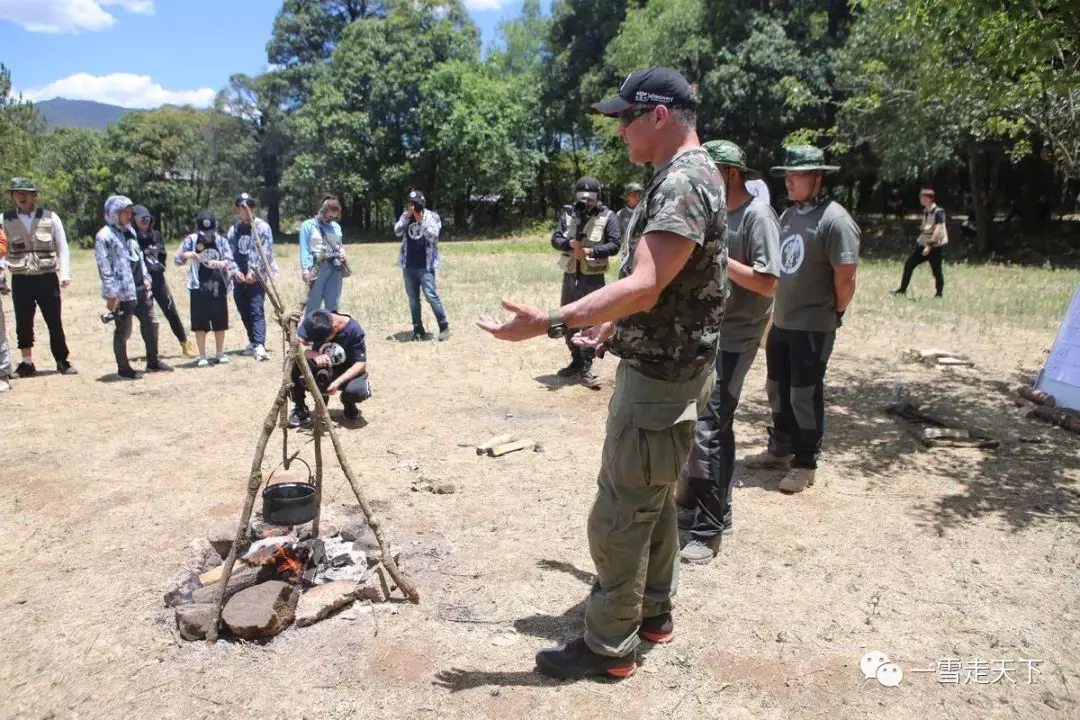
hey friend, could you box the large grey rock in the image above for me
[206,521,239,559]
[188,538,222,574]
[295,581,357,627]
[175,603,215,641]
[339,519,369,543]
[222,581,299,640]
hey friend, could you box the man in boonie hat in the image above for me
[617,182,643,234]
[677,140,781,564]
[741,146,860,494]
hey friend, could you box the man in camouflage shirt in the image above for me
[478,67,727,680]
[742,146,859,493]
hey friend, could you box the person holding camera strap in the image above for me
[288,309,371,428]
[94,195,169,379]
[299,196,349,314]
[176,210,235,367]
[550,177,621,389]
[394,190,449,342]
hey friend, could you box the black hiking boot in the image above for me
[534,637,636,680]
[638,613,674,644]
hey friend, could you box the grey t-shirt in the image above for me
[720,197,781,353]
[774,200,860,332]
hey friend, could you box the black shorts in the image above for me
[190,290,229,332]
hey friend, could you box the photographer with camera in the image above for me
[287,309,371,428]
[299,196,349,314]
[94,195,169,379]
[549,177,621,389]
[175,210,235,367]
[394,190,448,342]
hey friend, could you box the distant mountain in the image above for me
[34,98,132,131]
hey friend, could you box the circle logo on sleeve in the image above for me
[779,233,805,275]
[319,342,346,366]
[407,223,424,240]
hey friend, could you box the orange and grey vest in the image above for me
[2,209,58,276]
[558,207,612,275]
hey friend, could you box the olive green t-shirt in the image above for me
[719,197,781,353]
[774,200,860,332]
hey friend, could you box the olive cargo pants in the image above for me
[584,361,714,658]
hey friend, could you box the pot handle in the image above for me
[265,456,315,487]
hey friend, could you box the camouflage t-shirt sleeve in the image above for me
[643,175,712,247]
[746,206,781,278]
[825,211,861,267]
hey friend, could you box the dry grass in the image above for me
[1,240,1079,720]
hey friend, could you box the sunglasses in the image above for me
[619,106,655,128]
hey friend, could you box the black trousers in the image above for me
[113,291,158,371]
[150,271,186,344]
[560,272,605,364]
[11,273,69,362]
[898,245,944,296]
[291,363,372,408]
[680,348,759,540]
[765,326,835,469]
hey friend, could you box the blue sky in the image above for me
[1,0,525,108]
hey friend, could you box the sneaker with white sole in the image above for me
[680,537,720,565]
[742,450,792,470]
[778,467,816,494]
[197,357,211,368]
[216,354,230,365]
[0,378,10,392]
[238,343,255,357]
[253,344,269,361]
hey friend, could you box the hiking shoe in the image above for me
[117,367,143,380]
[196,357,211,368]
[534,637,635,680]
[639,613,675,644]
[437,326,451,342]
[778,468,816,494]
[677,506,694,531]
[14,361,36,378]
[238,343,255,357]
[742,450,791,470]
[145,361,173,373]
[680,538,720,565]
[181,339,198,358]
[0,379,11,392]
[253,344,269,361]
[557,360,582,378]
[288,406,312,429]
[890,288,906,296]
[215,354,230,365]
[580,367,602,390]
[56,361,77,375]
[343,401,360,421]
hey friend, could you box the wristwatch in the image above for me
[547,309,567,339]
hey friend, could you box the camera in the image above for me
[100,311,115,324]
[314,367,334,388]
[572,201,589,217]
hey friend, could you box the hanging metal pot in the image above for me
[261,458,316,526]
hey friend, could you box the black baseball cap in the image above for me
[592,67,696,117]
[132,205,152,221]
[235,192,256,208]
[408,190,426,206]
[196,210,217,232]
[575,177,601,193]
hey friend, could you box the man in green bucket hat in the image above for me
[2,177,77,377]
[617,182,643,234]
[741,146,859,493]
[677,140,781,564]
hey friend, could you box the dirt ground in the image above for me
[1,242,1078,720]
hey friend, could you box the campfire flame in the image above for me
[260,544,306,584]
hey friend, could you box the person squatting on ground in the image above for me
[893,189,947,298]
[677,140,781,565]
[2,177,77,377]
[288,309,372,428]
[176,211,234,367]
[742,146,860,493]
[394,190,450,342]
[94,196,170,379]
[133,205,196,359]
[0,226,11,392]
[228,193,278,361]
[300,196,349,314]
[478,67,727,680]
[550,176,621,388]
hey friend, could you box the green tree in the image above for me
[0,64,45,185]
[33,128,106,242]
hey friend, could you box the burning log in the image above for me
[1014,385,1056,407]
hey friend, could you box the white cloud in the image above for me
[462,0,512,11]
[24,73,215,109]
[0,0,154,34]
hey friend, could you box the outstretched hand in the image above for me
[571,322,614,357]
[476,299,548,342]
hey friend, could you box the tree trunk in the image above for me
[967,140,992,254]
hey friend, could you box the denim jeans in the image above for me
[306,264,343,313]
[402,267,447,331]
